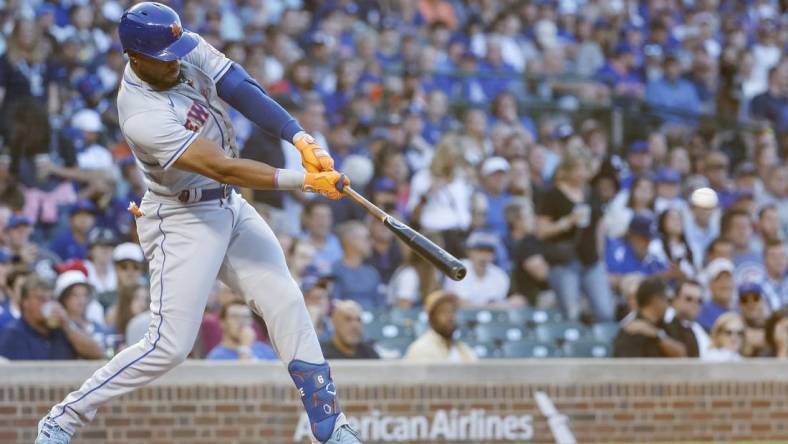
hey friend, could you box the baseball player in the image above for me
[36,3,360,444]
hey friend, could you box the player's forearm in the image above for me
[218,158,303,191]
[216,63,303,142]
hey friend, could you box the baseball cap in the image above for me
[71,109,103,133]
[466,231,498,251]
[70,200,97,217]
[6,214,31,230]
[54,259,89,276]
[614,42,634,56]
[704,258,734,281]
[112,242,144,263]
[300,264,335,293]
[690,187,719,209]
[628,214,656,239]
[734,162,757,178]
[423,290,459,317]
[88,227,118,247]
[738,282,763,299]
[551,123,574,140]
[54,270,92,300]
[629,140,649,154]
[655,168,681,184]
[480,157,510,176]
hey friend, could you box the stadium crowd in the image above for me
[0,0,786,362]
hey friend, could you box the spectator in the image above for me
[84,227,118,307]
[606,214,669,287]
[604,174,656,238]
[301,200,343,275]
[287,238,317,285]
[508,201,549,306]
[5,214,59,275]
[664,280,711,358]
[651,207,697,280]
[112,242,145,298]
[698,258,736,331]
[321,300,379,360]
[301,265,334,342]
[445,231,510,307]
[704,237,735,266]
[0,262,19,329]
[645,53,702,124]
[404,290,476,362]
[756,165,788,232]
[0,273,104,360]
[49,200,97,261]
[703,312,745,362]
[613,276,687,358]
[653,168,683,214]
[683,187,721,268]
[388,238,444,309]
[331,221,385,310]
[702,152,735,209]
[720,209,762,283]
[110,284,148,346]
[752,205,784,254]
[53,270,107,357]
[738,282,770,357]
[750,64,787,134]
[765,307,788,358]
[478,156,512,238]
[536,147,614,322]
[620,141,653,190]
[594,43,644,99]
[366,216,403,285]
[760,241,788,311]
[206,300,277,361]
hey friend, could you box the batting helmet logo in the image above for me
[170,23,182,38]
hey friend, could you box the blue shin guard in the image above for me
[288,360,341,443]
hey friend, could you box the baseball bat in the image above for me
[342,186,467,281]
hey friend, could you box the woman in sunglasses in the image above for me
[703,312,746,362]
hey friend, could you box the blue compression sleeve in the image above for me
[216,63,304,142]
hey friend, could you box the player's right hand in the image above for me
[303,171,349,200]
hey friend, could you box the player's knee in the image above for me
[157,336,192,367]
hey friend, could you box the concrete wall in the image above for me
[2,359,788,443]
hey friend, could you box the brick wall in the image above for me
[2,360,788,443]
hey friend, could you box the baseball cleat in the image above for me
[35,416,71,444]
[324,424,362,444]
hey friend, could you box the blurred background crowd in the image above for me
[0,0,786,363]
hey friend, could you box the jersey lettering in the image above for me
[184,101,209,132]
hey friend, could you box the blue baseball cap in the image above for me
[70,200,96,216]
[629,140,649,154]
[738,282,762,298]
[628,214,656,239]
[655,168,681,184]
[6,214,31,230]
[300,265,334,293]
[466,231,498,251]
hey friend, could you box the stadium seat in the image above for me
[501,341,561,358]
[388,307,422,325]
[363,321,412,341]
[506,307,534,325]
[592,322,620,343]
[534,322,590,343]
[473,323,529,344]
[374,337,413,358]
[456,309,508,327]
[528,308,563,325]
[466,342,499,359]
[562,340,612,358]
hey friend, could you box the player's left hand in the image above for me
[303,171,349,200]
[294,132,334,173]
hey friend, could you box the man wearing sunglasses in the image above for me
[664,280,710,358]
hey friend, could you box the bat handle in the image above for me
[343,186,387,222]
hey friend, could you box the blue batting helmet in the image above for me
[118,2,198,61]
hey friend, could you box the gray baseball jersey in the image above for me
[117,35,237,195]
[47,36,340,443]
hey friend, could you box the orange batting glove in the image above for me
[303,171,349,200]
[293,132,334,173]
